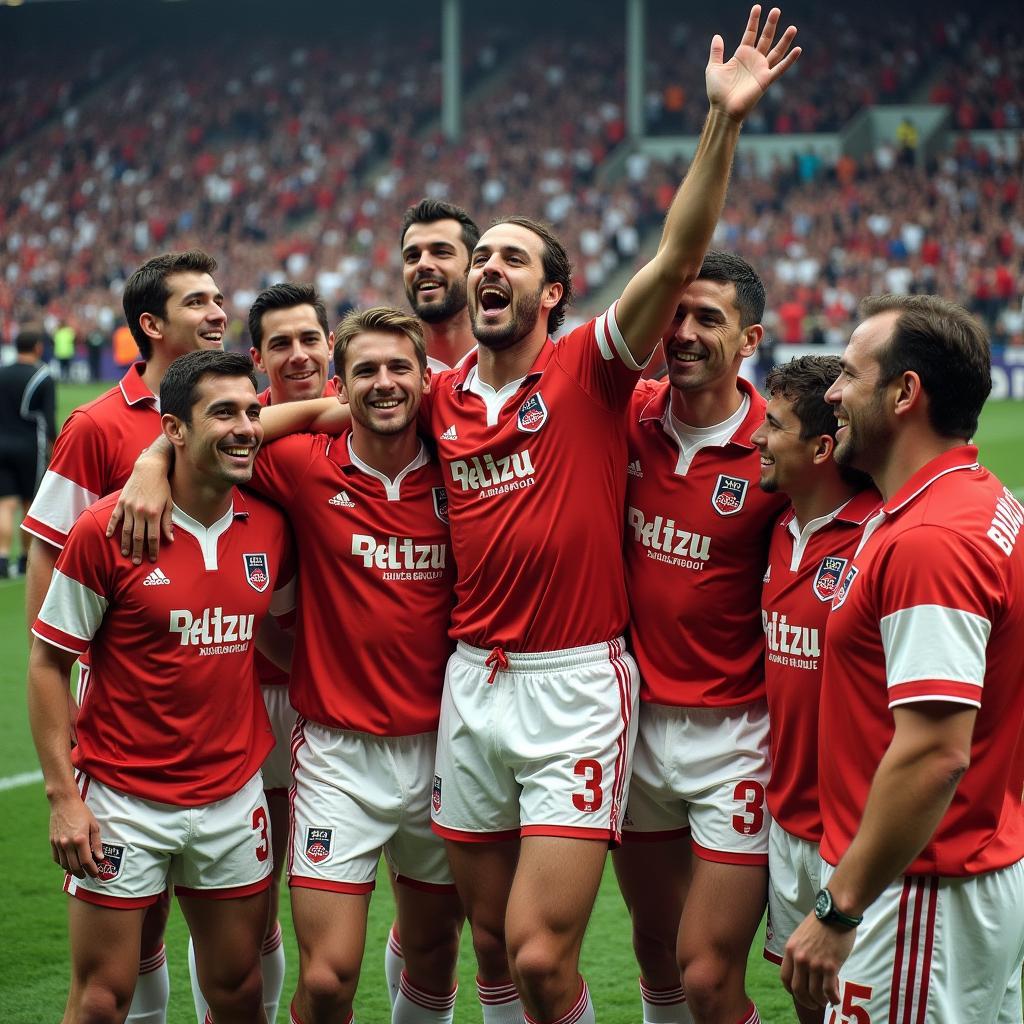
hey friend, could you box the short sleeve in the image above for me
[248,434,322,505]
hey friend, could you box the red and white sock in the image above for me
[261,921,286,1024]
[736,1002,760,1024]
[392,970,457,1023]
[126,944,169,1024]
[385,924,405,1009]
[477,977,525,1024]
[639,977,693,1024]
[524,978,594,1024]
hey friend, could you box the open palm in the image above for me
[706,5,801,122]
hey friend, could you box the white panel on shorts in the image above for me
[764,821,821,964]
[261,685,297,790]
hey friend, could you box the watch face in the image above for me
[814,888,832,920]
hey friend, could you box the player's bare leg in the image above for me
[613,836,694,1022]
[676,859,767,1024]
[178,889,269,1024]
[392,882,463,1020]
[263,789,290,1015]
[385,869,405,1007]
[0,495,18,575]
[65,899,145,1024]
[291,888,370,1023]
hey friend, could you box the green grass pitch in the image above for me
[1,383,1021,1022]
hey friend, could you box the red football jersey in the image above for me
[761,489,881,841]
[33,490,292,806]
[247,431,454,735]
[422,304,643,652]
[23,364,159,549]
[625,377,786,707]
[820,447,1024,876]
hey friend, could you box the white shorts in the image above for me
[261,684,297,792]
[289,720,453,894]
[764,821,821,964]
[622,699,771,863]
[64,771,272,908]
[432,639,639,843]
[822,859,1024,1024]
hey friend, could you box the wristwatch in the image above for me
[814,888,863,929]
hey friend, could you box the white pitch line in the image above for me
[0,769,43,792]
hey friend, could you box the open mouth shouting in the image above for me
[477,283,512,320]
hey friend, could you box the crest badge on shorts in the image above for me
[517,393,548,433]
[832,565,860,609]
[711,474,748,517]
[97,842,124,882]
[432,775,442,813]
[243,553,270,593]
[432,487,449,525]
[813,556,848,603]
[305,827,333,864]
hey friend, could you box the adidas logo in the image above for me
[328,491,355,508]
[440,424,458,441]
[143,568,172,586]
[627,459,643,478]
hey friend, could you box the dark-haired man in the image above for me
[750,356,879,1024]
[615,251,786,1024]
[22,249,226,1024]
[400,198,478,370]
[29,349,292,1024]
[783,296,1024,1023]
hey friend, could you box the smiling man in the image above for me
[29,349,292,1024]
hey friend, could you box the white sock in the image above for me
[392,970,457,1023]
[524,979,594,1024]
[126,944,169,1024]
[385,925,405,1009]
[262,921,286,1023]
[477,977,525,1024]
[639,978,693,1024]
[187,936,209,1023]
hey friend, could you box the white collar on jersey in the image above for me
[170,502,235,571]
[463,365,529,428]
[346,436,429,502]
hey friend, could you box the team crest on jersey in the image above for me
[832,565,860,609]
[97,843,124,882]
[432,774,442,813]
[517,393,548,433]
[813,556,848,603]
[432,487,449,525]
[711,475,748,517]
[305,828,333,864]
[243,553,269,593]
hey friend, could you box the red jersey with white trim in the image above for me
[820,447,1024,876]
[761,488,881,842]
[32,490,293,806]
[247,430,454,735]
[23,364,159,549]
[625,377,786,707]
[422,304,643,652]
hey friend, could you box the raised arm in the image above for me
[617,4,800,362]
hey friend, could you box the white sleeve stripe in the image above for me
[37,569,108,644]
[880,604,990,689]
[605,301,654,371]
[890,693,982,710]
[30,628,87,655]
[595,310,615,361]
[27,471,100,537]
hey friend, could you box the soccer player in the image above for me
[183,282,336,1024]
[750,355,879,1024]
[111,11,801,1022]
[614,251,784,1024]
[22,249,228,1024]
[400,198,478,370]
[782,295,1024,1022]
[29,349,293,1024]
[0,329,55,578]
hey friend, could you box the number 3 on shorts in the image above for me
[731,779,766,836]
[826,982,873,1024]
[252,806,270,862]
[572,758,604,812]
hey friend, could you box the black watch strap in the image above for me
[815,887,863,929]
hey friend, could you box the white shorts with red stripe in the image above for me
[764,821,822,964]
[822,858,1024,1024]
[289,721,454,893]
[432,639,639,843]
[65,771,272,908]
[622,699,771,863]
[261,684,297,792]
